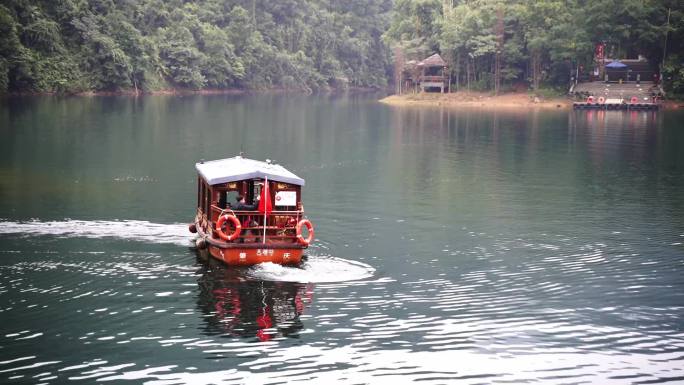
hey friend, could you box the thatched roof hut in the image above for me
[398,53,449,94]
[418,53,447,68]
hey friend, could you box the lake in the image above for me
[1,94,683,384]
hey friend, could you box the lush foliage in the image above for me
[0,0,392,93]
[2,0,683,95]
[384,0,684,94]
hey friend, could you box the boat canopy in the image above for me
[196,156,305,186]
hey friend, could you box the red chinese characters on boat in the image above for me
[190,156,314,265]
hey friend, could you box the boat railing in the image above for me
[209,204,304,243]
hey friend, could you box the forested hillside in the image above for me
[385,0,684,95]
[1,0,683,95]
[0,0,392,93]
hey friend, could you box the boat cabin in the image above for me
[190,156,313,265]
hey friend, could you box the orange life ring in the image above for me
[630,96,638,104]
[587,96,594,104]
[597,96,605,104]
[296,219,314,246]
[216,214,241,241]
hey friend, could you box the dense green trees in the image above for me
[1,0,682,95]
[385,0,684,95]
[661,4,684,96]
[0,0,392,93]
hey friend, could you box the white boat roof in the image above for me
[196,156,305,186]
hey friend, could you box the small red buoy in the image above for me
[587,96,594,104]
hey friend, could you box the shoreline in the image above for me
[379,92,571,109]
[380,92,684,110]
[3,88,682,109]
[1,86,384,98]
[662,100,684,109]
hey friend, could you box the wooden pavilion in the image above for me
[397,53,450,94]
[418,53,449,93]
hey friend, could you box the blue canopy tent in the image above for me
[606,61,628,69]
[605,60,629,82]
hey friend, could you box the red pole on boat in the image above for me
[258,176,273,244]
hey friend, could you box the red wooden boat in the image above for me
[190,156,314,265]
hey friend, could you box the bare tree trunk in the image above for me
[536,52,541,90]
[455,51,460,92]
[495,7,504,95]
[394,47,404,95]
[467,58,471,91]
[495,53,501,95]
[532,50,541,90]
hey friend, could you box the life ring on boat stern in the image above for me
[216,214,241,241]
[630,96,638,104]
[296,219,314,246]
[598,96,605,104]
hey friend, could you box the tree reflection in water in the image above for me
[196,258,314,341]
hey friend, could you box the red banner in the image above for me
[595,44,605,61]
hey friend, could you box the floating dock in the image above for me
[573,97,658,110]
[573,102,659,110]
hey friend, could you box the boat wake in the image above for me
[0,219,193,246]
[0,219,375,282]
[247,256,375,283]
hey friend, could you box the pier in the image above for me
[573,99,659,110]
[572,80,660,110]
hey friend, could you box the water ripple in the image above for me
[1,227,682,383]
[0,219,192,246]
[246,255,375,283]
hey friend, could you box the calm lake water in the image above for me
[1,94,684,384]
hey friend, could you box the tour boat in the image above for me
[190,156,314,265]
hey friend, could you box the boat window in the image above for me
[225,190,239,208]
[218,190,227,208]
[244,179,264,205]
[252,181,264,202]
[203,182,211,215]
[212,189,221,207]
[197,177,202,208]
[207,185,213,214]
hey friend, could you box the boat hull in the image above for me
[194,221,305,266]
[207,245,303,265]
